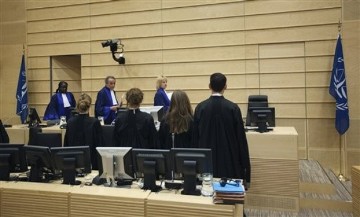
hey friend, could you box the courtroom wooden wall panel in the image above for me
[26,0,89,9]
[305,72,332,87]
[245,8,341,30]
[244,1,341,15]
[161,1,244,22]
[27,30,91,45]
[161,0,243,9]
[89,0,161,15]
[306,87,334,102]
[90,24,163,40]
[259,43,305,58]
[260,73,305,88]
[259,58,305,73]
[163,17,245,36]
[27,17,90,33]
[308,119,340,149]
[27,4,90,21]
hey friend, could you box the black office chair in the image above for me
[245,95,268,126]
[0,119,9,143]
[34,132,62,147]
[102,125,115,147]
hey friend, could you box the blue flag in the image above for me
[329,35,349,135]
[16,54,28,124]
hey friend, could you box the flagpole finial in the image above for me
[22,44,25,54]
[338,20,342,34]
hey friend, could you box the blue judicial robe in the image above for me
[154,88,170,112]
[95,87,118,125]
[43,92,76,121]
[114,109,158,149]
[64,114,103,170]
[193,95,251,186]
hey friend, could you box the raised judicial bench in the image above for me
[245,126,299,212]
[0,179,243,217]
[6,124,66,145]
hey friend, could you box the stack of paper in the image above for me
[212,181,245,204]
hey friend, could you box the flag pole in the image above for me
[338,135,346,182]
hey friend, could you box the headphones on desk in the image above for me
[219,177,240,187]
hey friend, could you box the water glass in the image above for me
[201,173,214,196]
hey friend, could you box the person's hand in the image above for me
[110,105,120,111]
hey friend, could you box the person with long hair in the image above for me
[64,93,103,170]
[154,75,171,112]
[114,88,158,148]
[43,81,76,120]
[158,90,194,149]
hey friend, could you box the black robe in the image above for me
[0,119,9,143]
[193,96,251,184]
[64,114,103,170]
[114,109,158,149]
[158,119,194,149]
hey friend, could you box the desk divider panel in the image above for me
[0,182,69,217]
[69,187,149,217]
[146,193,240,217]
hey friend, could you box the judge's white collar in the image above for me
[211,93,223,96]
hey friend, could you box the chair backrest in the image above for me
[102,125,115,147]
[245,95,268,126]
[0,119,9,143]
[35,132,62,148]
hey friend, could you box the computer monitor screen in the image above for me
[139,106,165,122]
[51,146,91,185]
[132,148,171,192]
[23,145,54,182]
[96,147,133,186]
[249,107,275,133]
[28,107,41,127]
[0,144,27,181]
[172,148,212,195]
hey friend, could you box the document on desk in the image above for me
[212,182,245,193]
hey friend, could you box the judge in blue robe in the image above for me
[154,76,170,113]
[43,81,76,121]
[95,76,121,125]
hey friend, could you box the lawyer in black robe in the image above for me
[193,73,251,186]
[114,109,158,149]
[64,94,103,170]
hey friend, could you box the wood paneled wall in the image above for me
[1,0,359,178]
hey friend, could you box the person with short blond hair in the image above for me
[154,75,170,112]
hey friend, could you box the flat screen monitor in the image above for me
[132,148,171,192]
[0,144,27,181]
[249,107,275,133]
[51,146,91,185]
[139,106,165,122]
[172,148,212,195]
[23,145,54,182]
[96,147,133,186]
[29,107,42,127]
